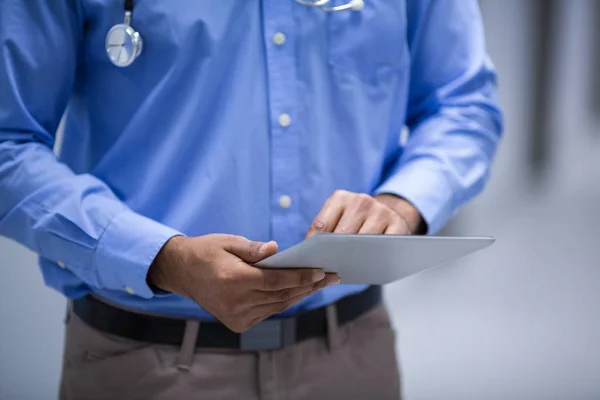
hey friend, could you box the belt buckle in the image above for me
[240,318,296,351]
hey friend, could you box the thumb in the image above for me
[224,237,278,263]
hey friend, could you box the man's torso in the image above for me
[45,0,412,318]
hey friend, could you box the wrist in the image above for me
[147,235,187,292]
[375,194,426,234]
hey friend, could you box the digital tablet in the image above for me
[255,234,495,284]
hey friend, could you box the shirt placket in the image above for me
[262,0,301,250]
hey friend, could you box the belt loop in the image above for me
[176,320,200,371]
[325,304,341,352]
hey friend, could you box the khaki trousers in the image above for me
[59,304,401,400]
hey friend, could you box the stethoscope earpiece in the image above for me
[349,0,365,11]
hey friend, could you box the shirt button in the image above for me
[273,32,286,46]
[278,113,292,128]
[57,261,66,269]
[124,286,136,295]
[279,195,292,209]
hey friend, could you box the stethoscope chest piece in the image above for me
[106,2,143,67]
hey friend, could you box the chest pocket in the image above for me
[328,0,406,84]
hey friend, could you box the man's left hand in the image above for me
[306,190,424,238]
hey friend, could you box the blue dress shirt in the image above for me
[0,0,502,319]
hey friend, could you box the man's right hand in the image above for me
[147,234,339,333]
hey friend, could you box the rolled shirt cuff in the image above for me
[374,158,457,235]
[94,209,182,299]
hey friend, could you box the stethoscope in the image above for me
[106,0,364,67]
[295,0,364,12]
[105,0,143,67]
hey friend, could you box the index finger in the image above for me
[250,268,327,291]
[306,197,345,239]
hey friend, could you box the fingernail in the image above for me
[259,241,272,254]
[330,275,341,285]
[312,269,326,282]
[312,221,325,230]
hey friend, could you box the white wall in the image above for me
[0,242,65,400]
[2,1,600,399]
[388,0,600,398]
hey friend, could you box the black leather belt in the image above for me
[72,285,381,351]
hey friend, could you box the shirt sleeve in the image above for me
[0,1,181,299]
[374,0,504,234]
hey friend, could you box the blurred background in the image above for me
[1,0,600,399]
